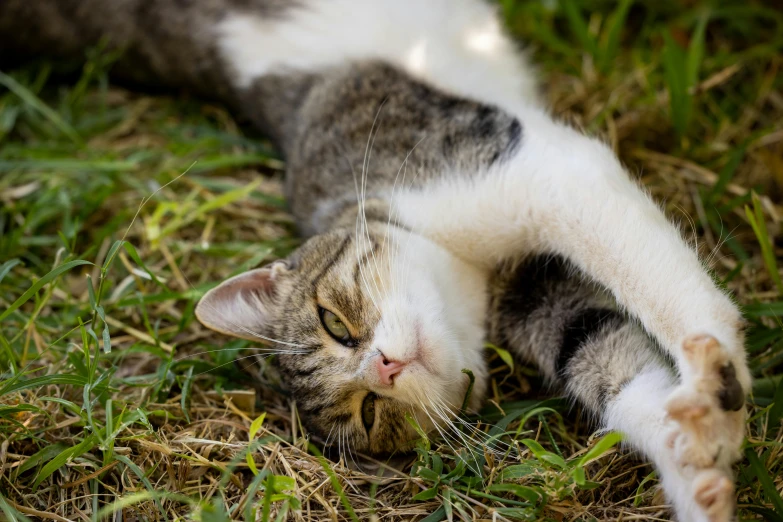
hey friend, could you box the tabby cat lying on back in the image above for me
[1,1,749,520]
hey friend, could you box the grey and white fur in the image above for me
[0,1,749,520]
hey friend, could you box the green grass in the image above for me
[1,0,782,520]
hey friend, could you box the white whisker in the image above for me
[324,423,337,451]
[384,135,428,300]
[432,395,514,456]
[193,351,306,377]
[356,97,390,309]
[416,398,462,457]
[175,346,307,362]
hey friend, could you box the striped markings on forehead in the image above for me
[308,230,397,325]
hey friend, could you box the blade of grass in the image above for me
[600,0,634,73]
[123,242,167,288]
[0,71,82,145]
[13,443,68,478]
[709,146,746,204]
[114,455,168,520]
[743,302,783,318]
[419,505,447,522]
[180,366,194,423]
[745,448,783,516]
[32,434,98,490]
[308,444,359,522]
[0,259,93,322]
[0,374,90,396]
[662,31,692,139]
[0,495,33,522]
[687,11,710,91]
[575,432,624,466]
[768,381,783,433]
[0,259,22,285]
[96,491,194,520]
[561,0,600,60]
[745,194,783,294]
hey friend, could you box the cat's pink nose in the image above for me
[377,356,406,385]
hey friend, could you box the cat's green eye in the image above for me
[319,307,353,345]
[361,393,376,431]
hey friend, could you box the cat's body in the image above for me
[1,1,750,520]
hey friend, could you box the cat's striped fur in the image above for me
[1,1,748,520]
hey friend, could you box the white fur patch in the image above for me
[215,0,541,108]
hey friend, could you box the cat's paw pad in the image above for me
[682,334,745,410]
[693,469,735,522]
[665,335,746,469]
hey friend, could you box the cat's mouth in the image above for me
[376,361,473,418]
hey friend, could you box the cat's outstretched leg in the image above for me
[401,109,749,385]
[399,110,749,482]
[488,256,740,521]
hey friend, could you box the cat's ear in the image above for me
[195,260,292,341]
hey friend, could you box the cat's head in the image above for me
[196,222,488,455]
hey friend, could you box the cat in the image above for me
[0,1,749,520]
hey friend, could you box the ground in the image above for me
[1,1,782,521]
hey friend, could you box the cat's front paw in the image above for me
[665,334,747,469]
